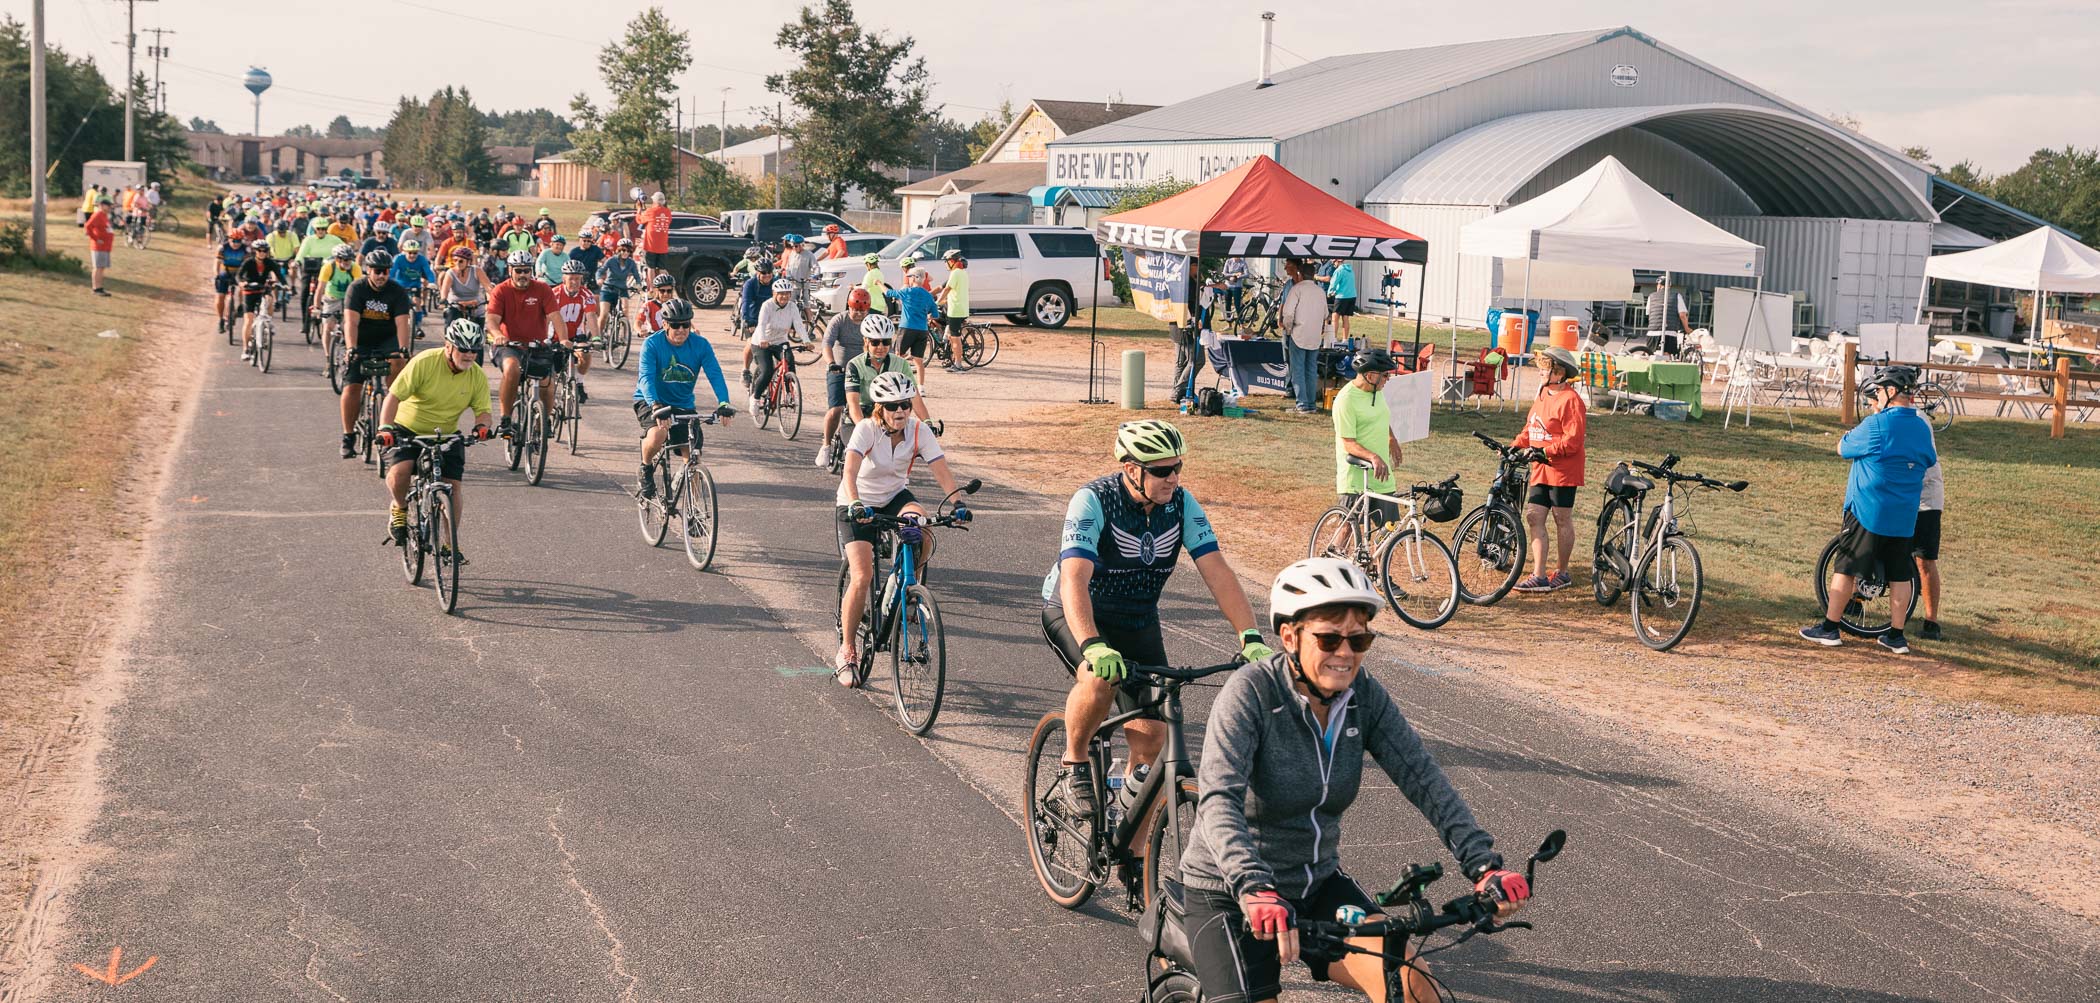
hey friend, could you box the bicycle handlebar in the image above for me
[1125,660,1243,683]
[1628,458,1748,492]
[1410,473,1461,494]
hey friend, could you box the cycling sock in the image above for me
[1820,618,1839,632]
[388,505,407,527]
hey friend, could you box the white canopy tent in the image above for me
[1916,226,2100,341]
[1458,155,1767,421]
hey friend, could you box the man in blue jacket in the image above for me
[633,298,734,499]
[1802,366,1937,654]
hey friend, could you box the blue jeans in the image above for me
[1287,341,1320,411]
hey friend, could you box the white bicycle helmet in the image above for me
[868,370,918,404]
[443,318,486,351]
[1268,557,1383,631]
[506,249,534,268]
[859,313,897,341]
[771,278,796,294]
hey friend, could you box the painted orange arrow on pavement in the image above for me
[73,945,157,986]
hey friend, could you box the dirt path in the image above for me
[924,323,2100,923]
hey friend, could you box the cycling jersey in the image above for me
[636,296,670,333]
[633,331,730,412]
[835,416,942,507]
[1040,474,1220,615]
[237,256,278,293]
[389,255,436,291]
[843,351,913,401]
[297,231,343,262]
[217,241,248,273]
[388,346,492,436]
[266,232,299,259]
[738,275,770,326]
[320,261,362,301]
[360,236,399,258]
[550,284,598,332]
[597,256,640,298]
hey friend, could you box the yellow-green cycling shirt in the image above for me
[388,347,492,436]
[267,232,300,260]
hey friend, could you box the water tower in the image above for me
[243,67,272,135]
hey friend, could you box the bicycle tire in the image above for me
[1378,528,1461,629]
[1814,533,1915,637]
[890,585,946,734]
[359,388,380,466]
[779,372,803,440]
[1915,383,1954,432]
[432,491,462,614]
[523,393,550,486]
[834,557,881,686]
[326,335,346,395]
[610,315,633,369]
[638,465,670,546]
[1591,499,1637,607]
[679,465,719,571]
[256,318,273,373]
[753,377,773,430]
[505,387,528,470]
[1306,507,1361,564]
[1023,711,1099,909]
[226,307,238,347]
[400,506,426,585]
[1630,535,1702,650]
[969,325,1000,367]
[1140,774,1200,915]
[565,382,582,455]
[1452,504,1525,606]
[1145,971,1203,1003]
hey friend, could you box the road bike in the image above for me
[835,480,979,735]
[1450,431,1535,605]
[750,346,806,440]
[937,321,1001,371]
[324,314,349,394]
[1307,463,1463,629]
[636,409,724,571]
[205,215,226,245]
[297,261,323,345]
[500,343,567,486]
[1591,455,1750,651]
[1813,531,1920,638]
[1142,831,1566,1003]
[394,430,479,615]
[1025,658,1242,915]
[350,353,404,467]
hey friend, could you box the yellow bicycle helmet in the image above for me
[1114,420,1187,464]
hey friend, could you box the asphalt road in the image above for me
[35,310,2099,1002]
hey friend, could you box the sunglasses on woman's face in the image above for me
[1308,631,1377,654]
[880,401,913,413]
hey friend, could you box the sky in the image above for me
[17,0,2097,174]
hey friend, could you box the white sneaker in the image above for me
[815,444,833,468]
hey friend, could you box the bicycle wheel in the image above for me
[890,585,946,735]
[226,306,239,347]
[1591,499,1638,607]
[753,379,773,430]
[504,389,527,471]
[1815,534,1915,637]
[359,390,380,466]
[609,315,633,369]
[431,490,462,614]
[778,372,803,440]
[637,464,670,546]
[833,560,881,680]
[1915,383,1954,432]
[1023,711,1099,909]
[969,325,1000,367]
[255,317,273,373]
[1306,507,1361,564]
[1377,528,1460,629]
[1140,774,1200,914]
[523,393,550,486]
[399,506,426,585]
[1630,535,1703,651]
[679,465,719,571]
[326,335,346,395]
[1452,505,1526,605]
[565,382,582,455]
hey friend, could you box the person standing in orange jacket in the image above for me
[1511,346,1586,592]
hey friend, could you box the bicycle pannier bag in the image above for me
[1139,876,1198,969]
[1423,486,1464,523]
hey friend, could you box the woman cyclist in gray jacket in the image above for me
[1177,557,1531,1003]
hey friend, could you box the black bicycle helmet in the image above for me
[660,298,695,326]
[1352,346,1397,374]
[1866,365,1920,396]
[650,272,676,289]
[362,248,393,271]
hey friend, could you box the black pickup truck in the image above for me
[657,209,857,308]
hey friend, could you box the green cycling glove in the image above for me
[1081,639,1127,682]
[1239,628,1275,663]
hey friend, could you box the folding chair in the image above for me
[1445,347,1506,414]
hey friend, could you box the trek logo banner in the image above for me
[1097,220,1195,254]
[1127,250,1191,326]
[1203,231,1425,263]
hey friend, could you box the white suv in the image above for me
[815,225,1116,329]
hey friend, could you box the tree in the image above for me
[381,88,500,191]
[483,107,575,157]
[675,158,761,215]
[911,115,973,172]
[326,115,357,139]
[965,100,1015,162]
[690,123,770,153]
[0,23,189,196]
[1827,111,1862,133]
[1940,160,1989,191]
[1900,145,1934,169]
[766,0,932,212]
[1989,147,2100,240]
[284,123,319,138]
[190,116,225,134]
[568,8,690,194]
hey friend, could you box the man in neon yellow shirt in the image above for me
[935,248,970,369]
[1331,347,1403,529]
[376,320,493,552]
[859,253,891,315]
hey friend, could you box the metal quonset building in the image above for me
[1049,26,1944,332]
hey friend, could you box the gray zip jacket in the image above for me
[1179,655,1500,900]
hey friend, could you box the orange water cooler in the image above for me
[1550,316,1580,351]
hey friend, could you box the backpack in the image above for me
[1194,387,1225,417]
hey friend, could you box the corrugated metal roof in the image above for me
[1055,28,1605,145]
[709,134,792,160]
[1363,104,1935,222]
[1932,177,2075,241]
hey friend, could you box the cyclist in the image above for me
[596,238,641,334]
[317,245,361,355]
[295,219,345,327]
[1331,347,1403,528]
[214,231,250,334]
[821,223,850,261]
[329,211,359,245]
[834,370,969,682]
[746,277,810,413]
[390,240,438,333]
[375,319,494,552]
[816,287,872,467]
[780,233,814,286]
[551,259,599,401]
[859,251,892,316]
[361,221,399,259]
[340,250,414,457]
[486,249,570,437]
[1044,420,1270,814]
[568,228,605,292]
[891,264,941,389]
[729,246,762,287]
[633,298,734,498]
[842,313,931,428]
[205,194,225,242]
[935,249,970,361]
[437,247,487,327]
[1509,346,1585,593]
[737,259,775,337]
[536,234,570,285]
[265,222,299,296]
[397,214,431,254]
[634,271,678,340]
[1801,365,1935,654]
[1177,556,1530,1003]
[236,239,282,362]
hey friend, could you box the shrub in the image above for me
[0,222,87,275]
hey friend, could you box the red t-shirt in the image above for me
[490,278,559,345]
[85,209,114,252]
[1511,381,1588,487]
[551,284,598,329]
[378,209,396,223]
[639,206,673,254]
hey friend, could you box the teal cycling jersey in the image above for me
[1041,473,1219,616]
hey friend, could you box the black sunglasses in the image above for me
[880,401,913,413]
[667,322,692,330]
[1137,461,1183,478]
[1307,631,1377,654]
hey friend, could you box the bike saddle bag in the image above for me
[1604,462,1651,499]
[1141,877,1198,970]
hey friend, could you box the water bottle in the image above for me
[1104,758,1126,826]
[1335,904,1368,927]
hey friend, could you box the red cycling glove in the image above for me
[1240,890,1295,938]
[375,430,396,448]
[1474,868,1530,907]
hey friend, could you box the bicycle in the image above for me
[835,480,980,735]
[324,314,350,395]
[350,353,404,467]
[1855,372,1953,432]
[750,345,806,440]
[500,343,567,486]
[1226,275,1283,337]
[1307,462,1463,629]
[552,338,592,456]
[600,298,635,369]
[124,213,149,250]
[248,304,277,374]
[1141,831,1567,1003]
[205,216,226,245]
[297,261,323,345]
[941,322,1002,371]
[636,409,725,571]
[392,430,479,615]
[1024,658,1242,914]
[1591,456,1750,651]
[1449,431,1534,605]
[1813,531,1919,638]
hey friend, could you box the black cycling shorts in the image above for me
[644,250,670,270]
[835,491,917,551]
[1183,872,1379,1003]
[214,272,237,294]
[895,327,930,359]
[1834,509,1916,584]
[1910,509,1941,562]
[634,401,703,449]
[494,344,561,378]
[1525,484,1577,509]
[1042,603,1168,718]
[382,429,467,480]
[1332,298,1359,317]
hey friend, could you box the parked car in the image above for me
[840,233,892,258]
[926,191,1032,228]
[720,209,859,246]
[310,177,354,191]
[815,225,1112,329]
[652,209,856,308]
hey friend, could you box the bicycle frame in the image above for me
[1087,684,1199,862]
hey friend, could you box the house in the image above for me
[894,99,1158,233]
[534,147,713,203]
[186,132,385,183]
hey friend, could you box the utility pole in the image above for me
[30,0,47,255]
[675,98,684,199]
[144,27,174,114]
[774,101,783,209]
[114,0,158,161]
[718,87,731,164]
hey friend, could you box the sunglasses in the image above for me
[1137,461,1183,478]
[1307,631,1377,654]
[667,323,692,331]
[880,401,913,413]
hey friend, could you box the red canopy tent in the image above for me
[1094,155,1427,263]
